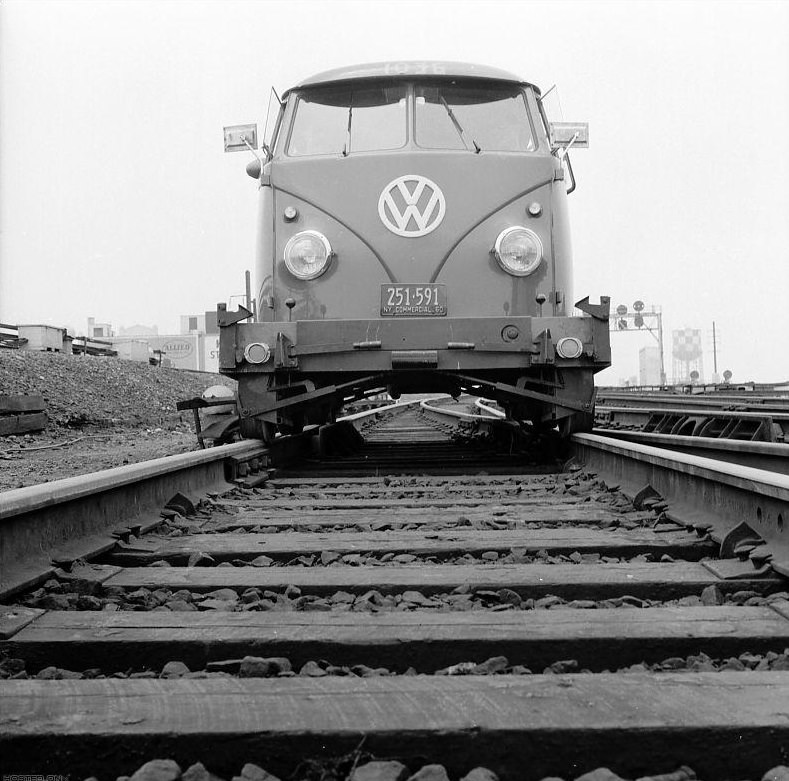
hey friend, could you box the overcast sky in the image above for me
[1,0,787,384]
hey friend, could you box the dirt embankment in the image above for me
[0,350,236,491]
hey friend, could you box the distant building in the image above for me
[114,340,150,362]
[87,317,113,339]
[180,311,218,335]
[118,324,158,337]
[107,311,223,372]
[177,311,221,372]
[639,346,662,386]
[18,325,66,352]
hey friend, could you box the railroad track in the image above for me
[2,404,789,780]
[594,389,789,443]
[464,396,789,475]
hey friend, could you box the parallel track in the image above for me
[2,404,789,779]
[594,389,789,442]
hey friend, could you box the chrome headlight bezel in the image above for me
[556,337,584,359]
[493,226,544,277]
[283,230,333,280]
[243,342,272,365]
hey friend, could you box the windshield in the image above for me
[286,81,536,156]
[416,84,536,152]
[287,84,407,157]
[415,83,535,152]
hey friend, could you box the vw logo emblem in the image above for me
[378,175,446,237]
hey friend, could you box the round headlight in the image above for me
[493,226,543,277]
[283,230,333,280]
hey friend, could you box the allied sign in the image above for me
[162,339,194,359]
[378,175,446,237]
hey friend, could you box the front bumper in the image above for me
[220,315,611,376]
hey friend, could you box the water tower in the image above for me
[672,328,704,384]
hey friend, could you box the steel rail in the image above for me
[0,441,267,599]
[420,399,789,572]
[595,404,789,443]
[0,400,441,599]
[596,404,789,423]
[596,430,789,476]
[339,395,445,422]
[474,398,506,418]
[570,433,789,576]
[596,391,789,412]
[421,397,789,474]
[419,397,500,421]
[0,397,435,599]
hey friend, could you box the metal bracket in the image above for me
[632,484,664,512]
[251,374,387,418]
[267,379,316,394]
[275,332,298,368]
[455,373,589,414]
[575,296,611,321]
[533,329,554,365]
[701,558,774,580]
[719,521,764,559]
[217,303,253,327]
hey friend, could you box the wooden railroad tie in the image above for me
[0,394,47,436]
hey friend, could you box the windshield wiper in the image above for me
[439,96,481,153]
[342,104,353,157]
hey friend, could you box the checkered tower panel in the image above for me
[672,328,702,361]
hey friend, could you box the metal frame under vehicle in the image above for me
[218,296,610,440]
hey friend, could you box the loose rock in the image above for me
[407,766,451,781]
[635,766,696,781]
[233,764,281,781]
[472,656,508,675]
[182,762,225,781]
[129,759,182,781]
[160,661,190,679]
[238,656,291,678]
[573,769,626,781]
[700,584,724,606]
[763,767,789,781]
[351,760,410,781]
[460,768,499,781]
[299,660,328,677]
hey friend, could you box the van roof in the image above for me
[285,61,536,97]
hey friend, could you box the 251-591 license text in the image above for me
[380,284,447,317]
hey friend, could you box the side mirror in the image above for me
[549,122,589,152]
[224,123,264,180]
[223,124,258,153]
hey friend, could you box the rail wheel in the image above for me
[260,420,278,445]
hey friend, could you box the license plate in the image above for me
[381,284,447,317]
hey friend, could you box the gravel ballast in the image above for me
[0,350,234,490]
